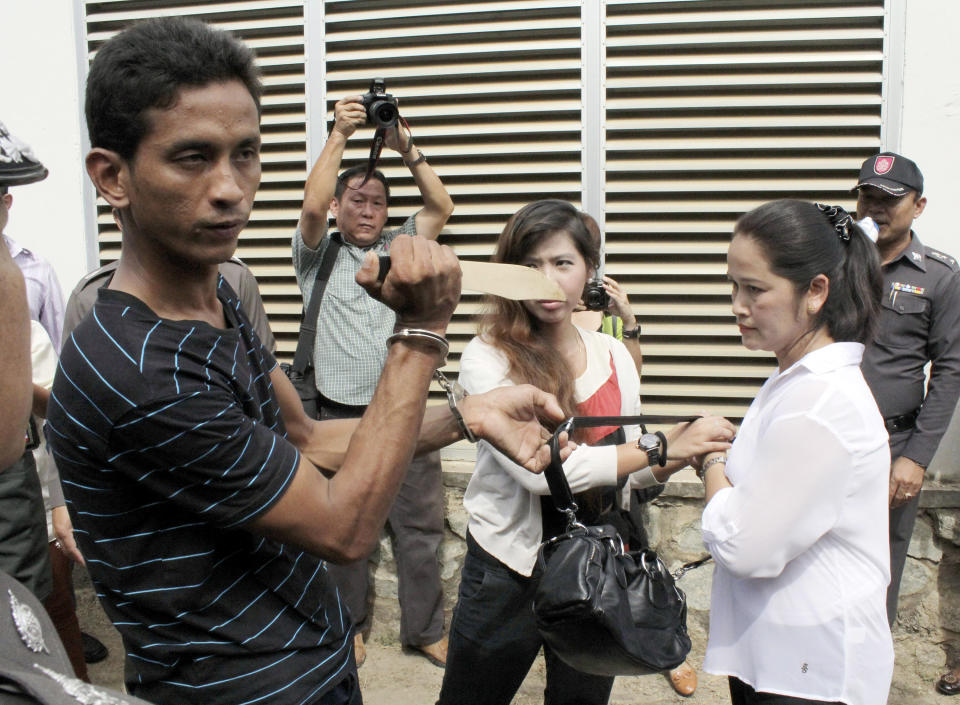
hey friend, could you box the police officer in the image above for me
[0,121,52,605]
[855,154,960,671]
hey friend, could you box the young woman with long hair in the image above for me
[436,199,735,705]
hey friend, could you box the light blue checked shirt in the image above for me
[293,214,418,406]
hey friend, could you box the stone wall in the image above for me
[365,465,960,699]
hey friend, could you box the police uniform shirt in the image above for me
[861,233,960,467]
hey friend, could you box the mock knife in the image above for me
[377,256,566,301]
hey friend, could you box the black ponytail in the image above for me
[734,199,882,344]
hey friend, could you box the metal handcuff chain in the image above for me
[546,415,714,581]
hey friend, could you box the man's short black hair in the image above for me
[334,165,390,203]
[85,17,262,160]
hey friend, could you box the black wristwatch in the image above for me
[622,323,641,339]
[637,432,663,468]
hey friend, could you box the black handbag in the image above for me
[283,236,342,418]
[533,415,696,677]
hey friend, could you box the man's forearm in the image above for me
[623,338,643,375]
[293,374,460,471]
[32,384,50,419]
[903,368,960,467]
[302,340,444,556]
[408,148,454,240]
[299,131,349,248]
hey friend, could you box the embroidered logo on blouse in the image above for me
[9,588,48,653]
[801,662,809,673]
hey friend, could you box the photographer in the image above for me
[293,92,454,666]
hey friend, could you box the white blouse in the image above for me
[459,328,654,576]
[701,342,893,705]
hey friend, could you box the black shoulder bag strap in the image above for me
[544,415,699,518]
[291,236,343,375]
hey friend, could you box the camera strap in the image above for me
[358,117,413,188]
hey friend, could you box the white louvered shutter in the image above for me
[320,1,586,384]
[604,0,885,418]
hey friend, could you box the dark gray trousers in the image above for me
[319,400,445,646]
[0,452,52,601]
[886,431,919,625]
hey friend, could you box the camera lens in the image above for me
[370,100,399,128]
[584,282,609,311]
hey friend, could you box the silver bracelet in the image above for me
[697,454,726,481]
[386,328,449,367]
[434,370,477,443]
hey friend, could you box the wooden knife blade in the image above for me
[377,256,566,301]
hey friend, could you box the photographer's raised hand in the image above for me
[298,95,369,248]
[332,95,367,140]
[383,118,411,156]
[602,275,638,331]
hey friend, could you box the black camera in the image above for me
[583,278,610,311]
[361,78,399,129]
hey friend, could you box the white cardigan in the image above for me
[459,327,655,576]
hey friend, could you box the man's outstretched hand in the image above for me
[460,384,574,473]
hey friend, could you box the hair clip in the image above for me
[815,203,852,242]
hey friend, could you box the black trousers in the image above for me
[886,429,917,624]
[437,533,614,705]
[729,677,845,705]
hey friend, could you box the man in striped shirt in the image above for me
[47,17,566,705]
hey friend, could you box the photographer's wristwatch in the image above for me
[404,147,426,167]
[636,432,663,468]
[622,323,641,339]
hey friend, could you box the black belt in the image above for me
[885,408,920,434]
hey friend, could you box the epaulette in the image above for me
[75,260,118,289]
[925,246,960,272]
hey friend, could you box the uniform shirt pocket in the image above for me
[877,292,929,349]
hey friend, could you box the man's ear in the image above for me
[1,193,12,210]
[913,194,927,219]
[85,148,130,209]
[329,197,339,219]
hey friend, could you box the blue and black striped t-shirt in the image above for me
[46,278,352,705]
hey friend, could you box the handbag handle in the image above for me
[545,415,700,518]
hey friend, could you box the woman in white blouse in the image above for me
[696,200,893,705]
[436,200,735,705]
